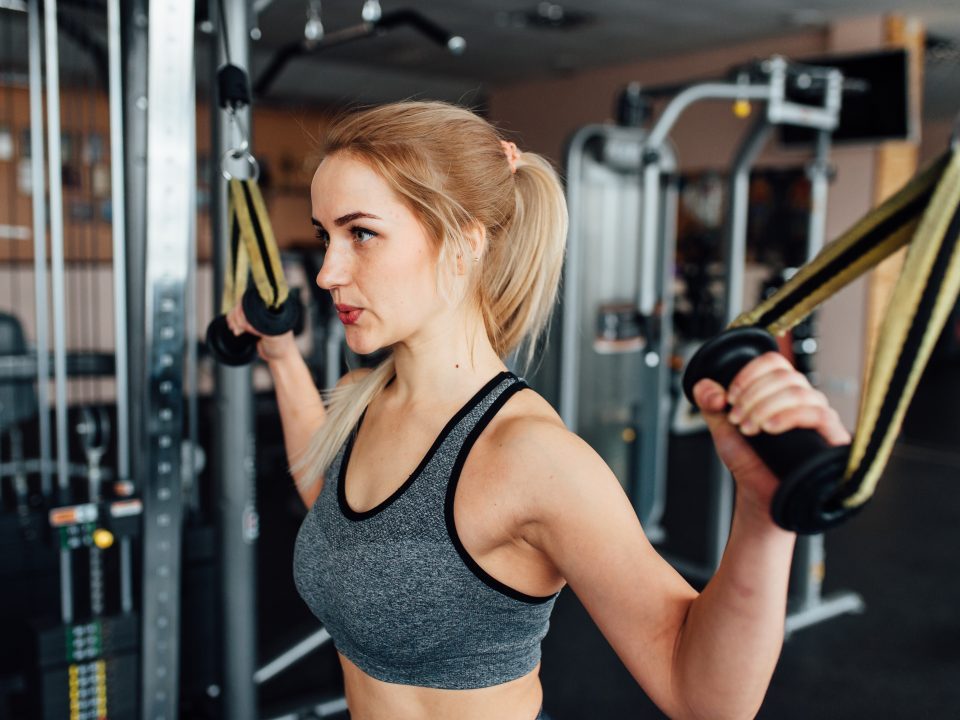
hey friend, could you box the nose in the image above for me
[316,241,351,291]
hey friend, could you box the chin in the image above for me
[343,331,386,358]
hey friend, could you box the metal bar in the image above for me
[785,127,863,630]
[122,0,149,623]
[185,63,199,518]
[784,593,864,636]
[253,628,331,685]
[558,126,594,430]
[42,0,74,627]
[724,117,772,325]
[0,458,112,477]
[27,0,51,498]
[214,0,258,716]
[140,0,195,714]
[645,83,771,151]
[0,351,115,382]
[43,0,68,498]
[107,0,129,484]
[638,163,660,315]
[704,116,773,573]
[120,536,133,613]
[636,167,677,538]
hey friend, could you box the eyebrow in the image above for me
[311,212,382,228]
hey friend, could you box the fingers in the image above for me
[760,404,851,445]
[700,351,851,446]
[692,378,727,414]
[226,303,260,337]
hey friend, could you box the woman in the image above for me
[227,101,850,720]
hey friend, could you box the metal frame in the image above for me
[40,0,76,627]
[784,128,864,635]
[560,124,675,536]
[139,0,196,714]
[640,58,864,633]
[27,0,51,499]
[106,0,136,620]
[211,0,258,716]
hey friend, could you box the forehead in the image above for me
[310,153,401,218]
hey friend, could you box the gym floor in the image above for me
[252,356,960,720]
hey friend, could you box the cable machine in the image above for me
[560,55,867,631]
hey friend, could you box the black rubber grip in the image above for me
[682,326,861,534]
[205,315,258,367]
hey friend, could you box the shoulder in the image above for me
[480,386,620,513]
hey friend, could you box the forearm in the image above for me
[267,351,326,485]
[673,498,796,720]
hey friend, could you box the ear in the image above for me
[464,221,487,263]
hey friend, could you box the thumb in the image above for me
[692,378,745,450]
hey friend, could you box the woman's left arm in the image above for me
[520,352,849,720]
[674,351,850,719]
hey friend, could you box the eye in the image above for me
[351,226,378,243]
[314,226,329,249]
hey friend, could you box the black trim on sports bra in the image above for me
[444,378,559,605]
[338,371,515,522]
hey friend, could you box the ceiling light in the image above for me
[362,0,381,23]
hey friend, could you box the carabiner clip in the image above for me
[221,109,260,181]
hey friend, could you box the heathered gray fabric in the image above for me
[293,371,559,690]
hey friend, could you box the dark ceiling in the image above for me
[0,0,958,118]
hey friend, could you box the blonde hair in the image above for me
[294,101,567,490]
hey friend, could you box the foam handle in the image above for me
[682,326,858,534]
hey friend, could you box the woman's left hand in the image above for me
[692,351,851,522]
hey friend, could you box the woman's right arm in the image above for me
[225,304,327,505]
[265,342,326,489]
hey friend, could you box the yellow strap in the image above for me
[231,179,289,307]
[729,149,960,509]
[731,153,950,335]
[844,150,960,504]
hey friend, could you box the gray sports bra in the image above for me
[293,371,560,689]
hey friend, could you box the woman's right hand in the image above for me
[225,302,298,364]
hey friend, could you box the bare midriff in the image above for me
[339,653,543,720]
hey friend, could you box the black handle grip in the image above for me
[205,289,303,366]
[241,287,302,337]
[205,315,258,367]
[682,327,861,534]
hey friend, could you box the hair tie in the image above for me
[500,140,520,175]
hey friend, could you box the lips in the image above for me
[335,304,363,325]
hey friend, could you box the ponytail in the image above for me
[480,152,567,368]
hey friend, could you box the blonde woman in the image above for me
[227,101,850,720]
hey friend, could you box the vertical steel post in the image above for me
[703,117,773,572]
[107,0,135,618]
[558,127,590,429]
[783,125,865,634]
[27,0,51,499]
[107,0,129,492]
[121,0,149,618]
[140,0,195,715]
[212,0,258,716]
[42,0,68,500]
[42,0,74,624]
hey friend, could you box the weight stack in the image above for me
[32,615,139,720]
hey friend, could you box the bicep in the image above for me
[529,436,697,717]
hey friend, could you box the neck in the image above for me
[389,304,507,409]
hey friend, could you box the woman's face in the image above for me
[311,152,450,356]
